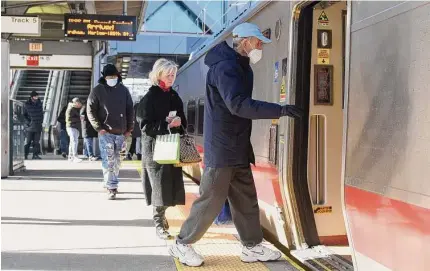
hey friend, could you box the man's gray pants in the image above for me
[177,166,263,247]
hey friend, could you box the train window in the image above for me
[186,100,196,134]
[197,98,204,135]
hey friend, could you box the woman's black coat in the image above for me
[136,85,187,207]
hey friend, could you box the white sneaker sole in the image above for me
[240,251,282,263]
[168,246,204,267]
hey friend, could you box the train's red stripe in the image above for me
[345,186,430,271]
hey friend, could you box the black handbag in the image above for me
[174,127,202,167]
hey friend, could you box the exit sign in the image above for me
[29,43,42,52]
[26,55,39,66]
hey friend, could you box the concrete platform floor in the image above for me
[1,157,305,271]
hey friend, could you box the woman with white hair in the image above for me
[136,58,187,239]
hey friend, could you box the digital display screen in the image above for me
[64,14,137,41]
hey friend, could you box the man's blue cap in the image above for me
[232,23,271,44]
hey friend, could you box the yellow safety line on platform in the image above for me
[283,255,306,271]
[174,259,184,271]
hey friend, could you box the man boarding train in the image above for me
[169,22,303,267]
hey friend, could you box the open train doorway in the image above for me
[289,0,353,267]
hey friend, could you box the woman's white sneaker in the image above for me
[169,242,204,267]
[240,243,282,263]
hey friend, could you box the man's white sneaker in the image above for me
[169,242,204,267]
[240,243,282,263]
[72,157,83,163]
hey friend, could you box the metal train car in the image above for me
[174,1,430,270]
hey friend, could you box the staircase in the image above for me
[67,71,92,102]
[15,70,50,103]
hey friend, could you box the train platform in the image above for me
[1,156,306,271]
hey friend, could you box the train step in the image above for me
[291,246,353,271]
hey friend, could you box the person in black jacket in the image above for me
[66,97,83,163]
[80,104,99,161]
[169,23,303,267]
[136,58,186,240]
[87,64,134,200]
[57,104,69,158]
[23,91,44,160]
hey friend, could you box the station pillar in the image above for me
[1,39,10,178]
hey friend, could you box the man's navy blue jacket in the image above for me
[204,41,283,168]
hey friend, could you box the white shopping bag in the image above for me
[153,133,180,164]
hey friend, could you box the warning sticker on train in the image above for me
[280,77,286,102]
[317,49,330,64]
[314,206,332,214]
[318,11,330,26]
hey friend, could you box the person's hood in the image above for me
[204,41,246,67]
[67,102,79,109]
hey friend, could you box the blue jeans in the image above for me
[84,137,94,157]
[60,129,69,154]
[99,134,126,189]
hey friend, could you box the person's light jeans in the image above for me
[84,137,95,157]
[66,127,79,158]
[99,133,126,189]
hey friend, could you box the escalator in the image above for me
[15,70,50,103]
[67,71,92,102]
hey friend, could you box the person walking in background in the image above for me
[126,103,142,161]
[136,58,187,240]
[66,97,83,163]
[23,91,44,160]
[169,23,303,267]
[57,104,69,158]
[80,103,99,161]
[87,64,134,200]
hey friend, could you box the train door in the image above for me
[286,0,353,265]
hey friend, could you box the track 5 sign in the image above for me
[64,14,137,41]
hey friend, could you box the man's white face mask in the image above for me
[246,39,263,64]
[106,78,118,87]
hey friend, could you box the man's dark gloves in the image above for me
[281,105,304,119]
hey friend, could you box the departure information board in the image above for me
[64,14,137,41]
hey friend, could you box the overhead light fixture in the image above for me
[121,63,129,68]
[122,68,128,72]
[122,56,131,63]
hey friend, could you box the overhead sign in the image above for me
[10,54,92,69]
[1,16,41,35]
[64,14,137,41]
[29,43,43,52]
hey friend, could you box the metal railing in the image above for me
[9,99,26,174]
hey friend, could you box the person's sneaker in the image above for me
[62,152,67,158]
[89,156,98,161]
[72,157,83,163]
[169,241,204,267]
[156,227,171,240]
[240,243,282,263]
[107,189,117,200]
[32,155,42,160]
